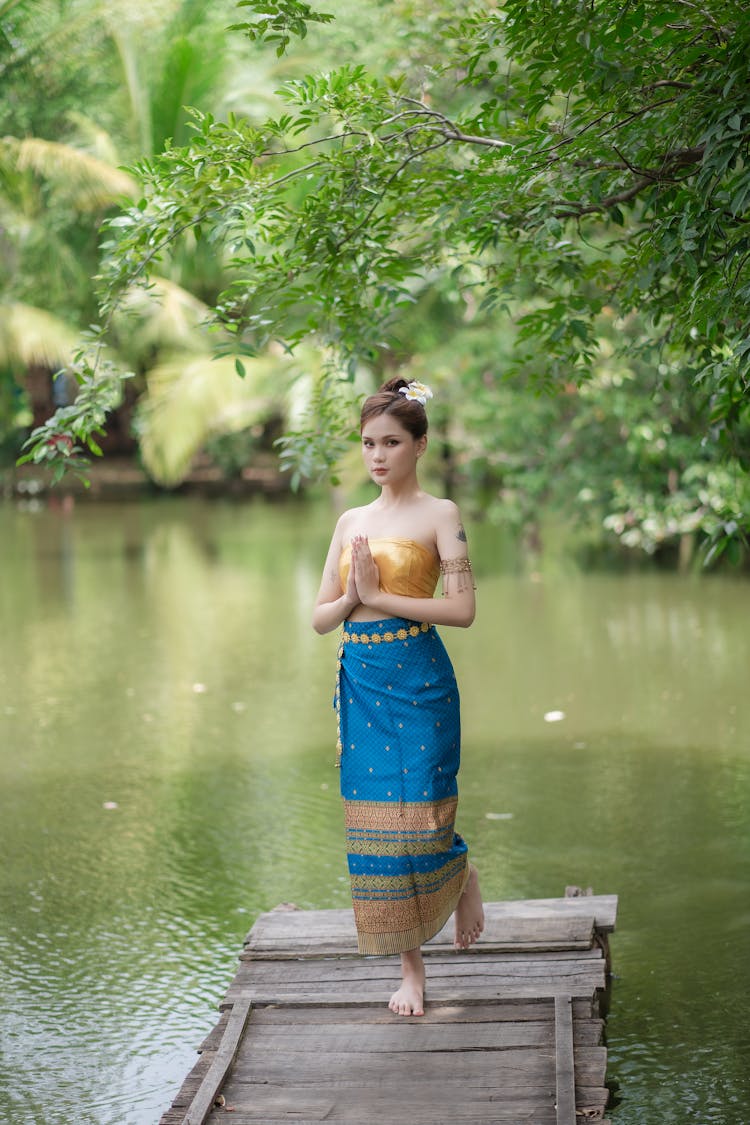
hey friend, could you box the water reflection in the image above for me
[0,499,748,1124]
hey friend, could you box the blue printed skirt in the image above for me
[336,617,469,955]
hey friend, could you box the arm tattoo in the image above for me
[456,524,467,543]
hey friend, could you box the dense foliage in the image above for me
[1,0,305,483]
[5,0,750,564]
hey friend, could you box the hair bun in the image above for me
[360,378,429,439]
[378,377,410,396]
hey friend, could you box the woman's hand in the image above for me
[344,547,359,608]
[351,535,381,605]
[311,516,362,634]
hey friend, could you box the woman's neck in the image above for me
[374,480,423,507]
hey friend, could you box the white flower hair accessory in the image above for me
[399,380,433,406]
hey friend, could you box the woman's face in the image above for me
[360,413,426,487]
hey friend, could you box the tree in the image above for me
[18,0,750,559]
[2,0,313,483]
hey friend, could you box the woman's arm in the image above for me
[312,517,360,634]
[352,501,476,628]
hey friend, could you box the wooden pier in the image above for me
[160,892,617,1125]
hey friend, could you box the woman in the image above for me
[313,377,484,1017]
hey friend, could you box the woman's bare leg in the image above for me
[454,863,484,950]
[389,947,425,1016]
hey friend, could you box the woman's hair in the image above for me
[359,377,428,439]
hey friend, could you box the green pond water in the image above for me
[0,497,748,1124]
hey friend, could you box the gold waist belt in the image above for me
[342,621,431,646]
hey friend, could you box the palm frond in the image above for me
[0,302,78,371]
[11,137,138,209]
[116,278,211,359]
[65,112,122,168]
[137,353,295,487]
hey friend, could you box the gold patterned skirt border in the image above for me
[355,858,472,956]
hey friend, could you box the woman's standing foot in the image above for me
[454,863,484,950]
[389,947,425,1016]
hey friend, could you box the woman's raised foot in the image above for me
[454,863,484,950]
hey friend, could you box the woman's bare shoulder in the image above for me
[334,503,373,538]
[420,494,462,524]
[419,496,469,555]
[404,495,463,549]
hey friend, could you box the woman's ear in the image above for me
[416,435,428,458]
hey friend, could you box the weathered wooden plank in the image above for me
[219,1077,560,1102]
[208,1111,560,1124]
[246,999,599,1027]
[247,1009,605,1046]
[208,1112,558,1124]
[233,1007,606,1073]
[221,956,606,1006]
[240,934,605,962]
[211,1080,608,1120]
[246,1020,556,1052]
[224,968,603,1005]
[238,966,604,987]
[207,1085,561,1122]
[219,983,603,1014]
[222,954,607,1005]
[207,1085,561,1123]
[183,998,252,1125]
[227,1047,553,1084]
[243,899,616,955]
[243,916,596,959]
[554,994,576,1125]
[238,1019,598,1052]
[221,982,602,1011]
[234,952,603,984]
[225,1045,605,1086]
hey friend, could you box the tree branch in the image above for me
[265,159,325,189]
[444,128,512,149]
[333,138,451,252]
[553,177,657,218]
[396,97,511,149]
[599,95,681,139]
[258,129,369,158]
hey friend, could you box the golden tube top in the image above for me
[339,537,440,598]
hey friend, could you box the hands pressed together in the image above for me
[345,535,381,610]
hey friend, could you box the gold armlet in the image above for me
[439,557,476,594]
